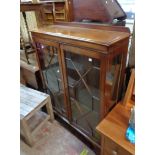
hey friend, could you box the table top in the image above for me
[20,84,49,119]
[96,103,135,155]
[31,25,130,47]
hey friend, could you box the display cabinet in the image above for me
[31,22,130,147]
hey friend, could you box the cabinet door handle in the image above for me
[112,150,117,155]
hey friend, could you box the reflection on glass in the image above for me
[65,51,101,143]
[37,43,66,116]
[106,54,123,107]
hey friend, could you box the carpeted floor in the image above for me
[20,120,95,155]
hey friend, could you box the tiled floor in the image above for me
[20,120,95,155]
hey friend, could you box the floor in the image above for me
[20,120,95,155]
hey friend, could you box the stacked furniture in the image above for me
[30,22,130,149]
[20,1,69,63]
[20,1,69,26]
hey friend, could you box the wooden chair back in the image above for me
[122,69,135,107]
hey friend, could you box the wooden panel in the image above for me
[20,3,43,12]
[32,32,108,52]
[57,46,70,119]
[104,136,132,155]
[123,69,135,107]
[33,37,59,47]
[31,25,130,47]
[71,0,126,23]
[72,0,111,22]
[20,60,39,73]
[21,119,33,146]
[99,56,107,119]
[54,22,130,33]
[53,2,67,21]
[96,104,135,155]
[60,44,102,59]
[41,4,54,24]
[20,60,43,89]
[60,47,72,121]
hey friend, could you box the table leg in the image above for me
[21,119,33,146]
[46,96,54,122]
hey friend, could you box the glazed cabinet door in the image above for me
[104,53,124,111]
[34,39,67,117]
[60,45,104,143]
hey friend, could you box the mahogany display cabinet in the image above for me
[31,22,130,148]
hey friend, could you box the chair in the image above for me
[122,69,135,108]
[20,31,35,64]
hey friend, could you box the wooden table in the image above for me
[20,84,54,146]
[96,103,135,155]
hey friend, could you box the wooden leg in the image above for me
[46,96,54,122]
[21,119,33,146]
[101,135,105,155]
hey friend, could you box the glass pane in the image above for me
[36,43,66,116]
[106,54,123,108]
[65,51,101,143]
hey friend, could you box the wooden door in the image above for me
[33,38,67,117]
[60,44,105,143]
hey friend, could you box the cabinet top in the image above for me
[31,24,130,47]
